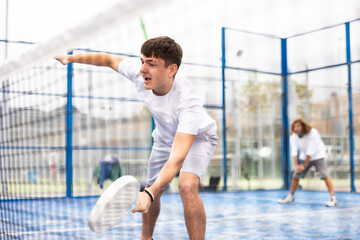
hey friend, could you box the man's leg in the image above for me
[324,176,337,206]
[141,186,164,240]
[290,178,300,195]
[324,176,335,196]
[279,177,298,203]
[279,172,302,204]
[315,159,335,197]
[178,172,205,240]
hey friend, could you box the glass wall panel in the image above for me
[181,64,223,107]
[351,21,360,61]
[352,63,360,190]
[225,30,281,74]
[288,25,346,72]
[225,68,282,190]
[289,66,350,191]
[180,64,224,190]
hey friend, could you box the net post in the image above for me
[281,38,291,190]
[66,51,74,198]
[221,27,227,191]
[345,22,356,193]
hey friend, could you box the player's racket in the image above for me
[88,175,140,233]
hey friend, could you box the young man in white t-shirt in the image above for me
[278,118,337,207]
[56,36,218,239]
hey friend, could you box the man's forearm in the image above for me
[147,132,195,197]
[67,53,112,66]
[148,157,183,196]
[304,155,311,167]
[56,52,122,71]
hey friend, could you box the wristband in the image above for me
[144,188,154,202]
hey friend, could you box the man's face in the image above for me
[293,122,304,136]
[140,55,176,95]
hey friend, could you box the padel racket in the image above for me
[88,175,140,233]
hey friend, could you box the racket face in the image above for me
[88,175,140,233]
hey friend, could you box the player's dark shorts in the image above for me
[293,158,329,180]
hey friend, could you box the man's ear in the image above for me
[169,64,178,77]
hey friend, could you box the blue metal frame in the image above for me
[286,18,360,39]
[281,38,291,189]
[66,51,74,198]
[345,23,356,192]
[221,27,227,191]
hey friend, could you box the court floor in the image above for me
[1,190,360,239]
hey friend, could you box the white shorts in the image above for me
[146,129,218,187]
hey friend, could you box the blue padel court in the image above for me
[1,1,360,240]
[1,190,359,240]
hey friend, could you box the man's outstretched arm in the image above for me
[56,52,123,72]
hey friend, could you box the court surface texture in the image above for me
[1,190,359,239]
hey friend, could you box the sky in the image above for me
[1,0,359,38]
[1,0,360,59]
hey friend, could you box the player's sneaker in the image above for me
[278,194,294,204]
[325,197,337,207]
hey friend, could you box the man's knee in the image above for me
[178,173,199,196]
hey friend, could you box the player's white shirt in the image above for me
[118,58,216,146]
[290,128,326,161]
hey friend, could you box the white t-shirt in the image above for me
[290,128,326,161]
[118,58,216,146]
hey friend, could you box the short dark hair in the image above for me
[290,118,312,135]
[141,36,183,68]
